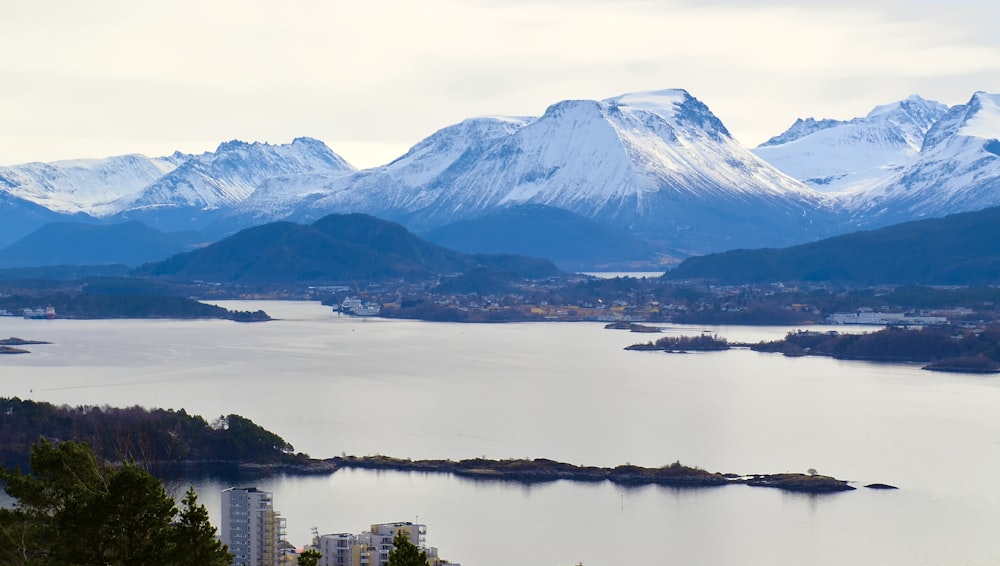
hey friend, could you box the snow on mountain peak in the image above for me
[293,88,826,253]
[920,91,999,151]
[603,89,690,120]
[958,92,1000,140]
[753,95,948,194]
[112,138,356,216]
[604,89,731,141]
[840,91,1000,225]
[758,117,845,147]
[0,153,182,214]
[867,94,939,119]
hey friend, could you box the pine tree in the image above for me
[387,529,428,566]
[168,487,233,566]
[0,439,233,565]
[298,548,323,566]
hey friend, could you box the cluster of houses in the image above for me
[220,487,459,566]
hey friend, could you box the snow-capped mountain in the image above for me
[0,153,184,214]
[293,90,835,253]
[5,89,999,264]
[753,95,948,194]
[114,137,354,215]
[842,92,1000,226]
[0,138,356,243]
[232,116,530,224]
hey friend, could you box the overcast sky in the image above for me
[2,0,999,168]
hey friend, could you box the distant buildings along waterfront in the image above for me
[826,310,947,325]
[221,488,459,566]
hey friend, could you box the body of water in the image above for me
[2,301,998,565]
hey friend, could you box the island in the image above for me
[0,346,30,355]
[624,327,1000,373]
[625,333,730,352]
[0,337,51,355]
[604,322,662,333]
[0,337,52,346]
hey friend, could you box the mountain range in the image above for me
[1,89,999,269]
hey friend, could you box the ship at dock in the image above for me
[338,297,381,317]
[23,306,57,320]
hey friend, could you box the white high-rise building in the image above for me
[221,487,285,566]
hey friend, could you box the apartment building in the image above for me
[314,522,454,566]
[221,487,287,566]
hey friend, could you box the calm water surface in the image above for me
[2,301,999,565]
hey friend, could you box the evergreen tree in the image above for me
[298,548,323,566]
[167,487,233,566]
[0,439,233,565]
[387,529,428,566]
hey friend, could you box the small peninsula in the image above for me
[1,398,882,494]
[325,455,860,493]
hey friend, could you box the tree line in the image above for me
[0,399,300,470]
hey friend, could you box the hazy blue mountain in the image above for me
[0,191,92,248]
[0,221,204,268]
[666,205,1000,285]
[421,205,661,270]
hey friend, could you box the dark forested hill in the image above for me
[666,206,1000,285]
[140,213,561,284]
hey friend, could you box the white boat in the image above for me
[339,297,381,317]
